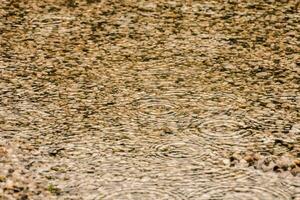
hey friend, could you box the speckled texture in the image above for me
[0,0,300,199]
[0,142,53,200]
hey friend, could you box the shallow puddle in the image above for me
[0,0,299,199]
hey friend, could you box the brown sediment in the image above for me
[0,0,299,199]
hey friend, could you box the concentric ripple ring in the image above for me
[150,141,204,159]
[189,185,291,200]
[196,119,252,139]
[131,97,178,118]
[103,189,186,200]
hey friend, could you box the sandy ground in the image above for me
[0,0,300,199]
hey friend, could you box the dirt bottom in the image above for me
[0,0,299,199]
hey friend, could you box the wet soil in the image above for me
[0,0,300,199]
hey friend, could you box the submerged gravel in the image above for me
[0,0,299,199]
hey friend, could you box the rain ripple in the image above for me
[189,185,292,200]
[102,189,186,200]
[130,96,178,119]
[185,116,265,152]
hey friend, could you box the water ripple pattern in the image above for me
[157,166,256,186]
[189,185,292,200]
[1,0,299,199]
[102,189,186,200]
[163,90,241,112]
[149,140,205,159]
[186,116,266,152]
[196,118,250,139]
[130,96,178,119]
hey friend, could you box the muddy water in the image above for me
[0,0,299,199]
